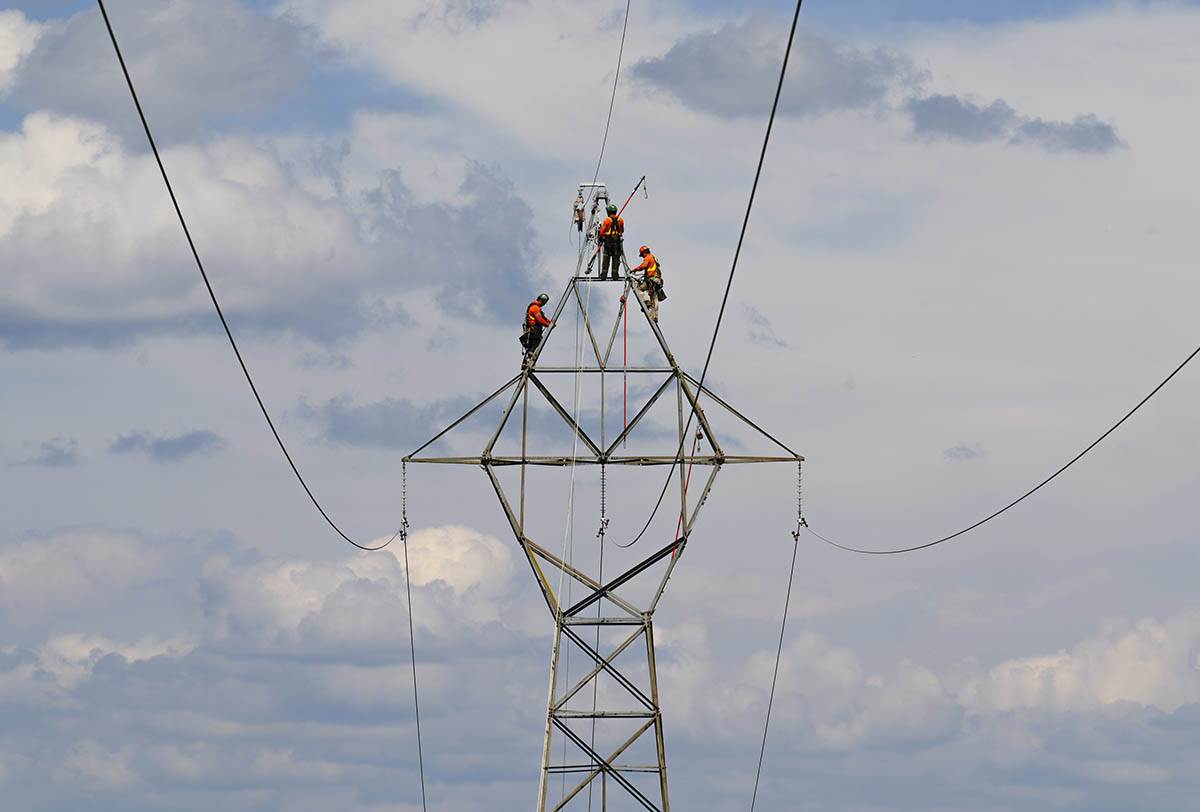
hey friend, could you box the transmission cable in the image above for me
[399,463,429,812]
[809,341,1200,555]
[96,0,395,553]
[750,486,803,811]
[615,0,804,548]
[99,2,429,806]
[586,0,632,205]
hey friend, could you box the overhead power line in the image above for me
[750,528,800,812]
[728,1,806,807]
[616,0,804,549]
[96,0,395,553]
[99,1,428,805]
[591,0,632,188]
[810,341,1200,555]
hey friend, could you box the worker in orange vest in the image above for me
[521,293,553,362]
[596,203,625,280]
[630,245,665,322]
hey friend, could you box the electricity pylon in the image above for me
[406,185,801,811]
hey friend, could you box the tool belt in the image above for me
[640,275,666,301]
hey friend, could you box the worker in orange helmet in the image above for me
[520,293,553,363]
[596,203,625,281]
[631,245,666,322]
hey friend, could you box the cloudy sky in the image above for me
[4,0,1200,809]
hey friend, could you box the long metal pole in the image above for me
[538,621,564,811]
[675,374,688,535]
[646,619,670,811]
[521,380,529,531]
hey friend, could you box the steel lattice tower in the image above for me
[406,186,801,810]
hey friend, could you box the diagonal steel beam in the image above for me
[603,373,675,456]
[602,285,629,368]
[483,465,557,614]
[553,625,646,712]
[677,375,724,459]
[564,540,678,618]
[525,277,576,370]
[551,717,660,812]
[482,375,528,458]
[681,372,803,459]
[404,373,521,460]
[560,625,655,711]
[571,279,606,368]
[627,273,677,368]
[528,373,603,457]
[524,539,643,618]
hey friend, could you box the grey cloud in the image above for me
[299,380,676,456]
[1015,113,1124,153]
[634,15,919,118]
[0,115,546,350]
[296,351,354,371]
[943,441,985,461]
[5,524,1200,810]
[907,94,1017,142]
[413,0,509,33]
[364,163,548,324]
[0,525,549,810]
[635,19,1123,157]
[13,436,80,467]
[743,304,792,348]
[298,394,479,450]
[8,0,308,140]
[907,93,1123,153]
[110,430,227,463]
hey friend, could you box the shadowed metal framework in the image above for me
[406,191,801,811]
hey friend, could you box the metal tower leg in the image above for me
[538,610,669,811]
[646,619,670,811]
[538,620,565,811]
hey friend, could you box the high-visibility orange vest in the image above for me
[599,216,624,247]
[527,301,550,328]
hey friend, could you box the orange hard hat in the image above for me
[639,245,650,255]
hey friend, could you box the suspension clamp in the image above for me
[791,518,808,543]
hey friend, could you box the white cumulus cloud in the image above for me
[953,613,1200,713]
[0,10,42,95]
[0,527,167,621]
